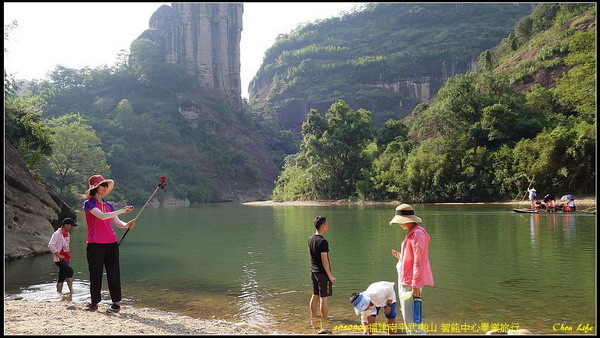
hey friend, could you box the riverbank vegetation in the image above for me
[272,4,596,202]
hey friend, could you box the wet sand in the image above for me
[3,299,287,335]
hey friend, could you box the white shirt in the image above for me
[48,228,70,263]
[359,281,397,321]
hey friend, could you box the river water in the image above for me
[4,203,596,334]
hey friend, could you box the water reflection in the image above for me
[562,213,576,239]
[528,212,581,249]
[236,249,274,327]
[528,213,541,250]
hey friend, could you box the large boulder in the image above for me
[4,139,76,261]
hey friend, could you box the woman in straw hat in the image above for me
[82,174,135,313]
[389,204,434,334]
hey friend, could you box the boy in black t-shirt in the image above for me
[308,216,336,319]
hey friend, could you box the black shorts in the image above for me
[55,261,73,282]
[311,272,332,297]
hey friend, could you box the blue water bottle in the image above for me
[413,296,422,324]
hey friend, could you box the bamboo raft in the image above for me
[513,208,595,215]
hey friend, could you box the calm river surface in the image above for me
[4,203,596,334]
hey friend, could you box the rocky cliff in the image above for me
[4,139,76,261]
[137,3,243,110]
[248,58,477,131]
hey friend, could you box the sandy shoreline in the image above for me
[2,299,540,335]
[3,299,287,335]
[244,199,596,208]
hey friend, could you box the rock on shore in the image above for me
[3,299,284,335]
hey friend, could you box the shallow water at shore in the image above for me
[5,203,596,334]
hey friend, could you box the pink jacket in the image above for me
[397,225,434,288]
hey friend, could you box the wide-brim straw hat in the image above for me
[389,203,422,224]
[86,174,114,196]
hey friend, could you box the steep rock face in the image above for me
[131,3,278,203]
[249,58,478,131]
[138,3,243,110]
[4,140,76,261]
[376,59,479,102]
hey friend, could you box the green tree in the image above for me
[515,16,533,40]
[479,50,493,70]
[129,38,163,86]
[377,119,409,147]
[531,3,560,33]
[271,155,315,201]
[370,139,414,200]
[403,137,456,202]
[302,101,374,198]
[5,23,53,168]
[4,81,54,169]
[554,31,596,122]
[41,113,111,205]
[523,84,561,127]
[566,121,596,193]
[490,144,520,198]
[273,100,374,200]
[481,104,520,143]
[511,123,595,194]
[510,36,518,51]
[109,98,135,127]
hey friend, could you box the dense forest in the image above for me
[271,3,596,202]
[4,3,596,206]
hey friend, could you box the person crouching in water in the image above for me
[350,281,398,334]
[48,217,78,293]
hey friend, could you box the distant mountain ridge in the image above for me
[249,3,534,131]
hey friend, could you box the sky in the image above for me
[4,2,365,99]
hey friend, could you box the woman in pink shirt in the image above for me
[390,204,434,334]
[83,175,135,313]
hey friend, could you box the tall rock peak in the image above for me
[138,3,243,109]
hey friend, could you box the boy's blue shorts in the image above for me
[369,302,397,319]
